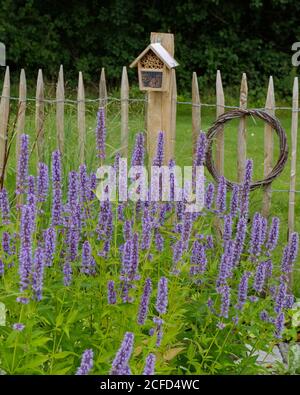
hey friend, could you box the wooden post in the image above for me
[56,65,64,154]
[36,69,44,163]
[146,32,177,164]
[237,73,248,182]
[0,66,10,185]
[99,67,107,116]
[288,77,298,236]
[170,69,177,161]
[77,71,85,164]
[216,70,225,175]
[121,66,129,157]
[192,72,201,158]
[262,76,275,217]
[16,69,26,161]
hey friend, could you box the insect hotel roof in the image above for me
[130,43,179,69]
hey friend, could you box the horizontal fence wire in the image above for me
[1,94,300,194]
[1,94,300,112]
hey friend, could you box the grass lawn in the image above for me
[2,92,300,294]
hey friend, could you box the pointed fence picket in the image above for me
[0,66,298,238]
[36,69,45,163]
[0,66,10,186]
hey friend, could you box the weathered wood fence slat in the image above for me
[216,70,225,175]
[0,66,298,236]
[262,76,275,217]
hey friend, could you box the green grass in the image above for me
[3,94,300,292]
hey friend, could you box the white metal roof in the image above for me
[130,43,179,69]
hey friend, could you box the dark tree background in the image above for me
[0,0,299,96]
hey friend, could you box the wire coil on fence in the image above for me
[205,108,289,190]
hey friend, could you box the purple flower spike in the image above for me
[240,159,253,218]
[13,323,25,331]
[253,261,267,293]
[230,184,240,217]
[32,247,45,301]
[0,188,10,224]
[0,259,4,276]
[67,171,79,213]
[137,278,152,325]
[281,245,290,274]
[110,332,134,375]
[219,284,231,318]
[76,349,94,375]
[37,162,49,204]
[265,217,280,253]
[117,203,125,221]
[123,220,133,241]
[181,213,192,251]
[63,261,72,286]
[223,214,233,243]
[121,240,132,279]
[44,227,56,267]
[190,240,207,275]
[216,176,226,213]
[274,311,285,339]
[249,213,265,258]
[260,310,270,322]
[172,240,183,268]
[16,134,29,195]
[51,150,63,226]
[281,232,299,274]
[152,317,164,346]
[237,271,251,310]
[205,183,215,210]
[19,205,34,291]
[233,216,247,266]
[155,277,168,315]
[217,322,226,330]
[284,294,294,309]
[217,240,235,287]
[131,234,140,280]
[88,172,97,201]
[120,235,139,303]
[113,152,120,173]
[16,297,29,304]
[275,277,287,313]
[154,230,164,252]
[81,240,96,275]
[131,132,145,167]
[95,107,106,161]
[153,131,164,167]
[206,235,214,249]
[79,164,89,204]
[2,231,11,255]
[195,132,207,166]
[288,232,299,265]
[26,175,36,214]
[107,280,117,305]
[143,353,156,375]
[141,207,152,250]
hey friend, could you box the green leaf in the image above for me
[21,355,49,370]
[55,313,64,327]
[52,351,76,359]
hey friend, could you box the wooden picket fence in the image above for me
[0,65,298,238]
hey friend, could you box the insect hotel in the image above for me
[130,33,179,163]
[130,42,178,92]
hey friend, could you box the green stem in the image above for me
[210,325,232,372]
[11,304,24,373]
[199,327,221,370]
